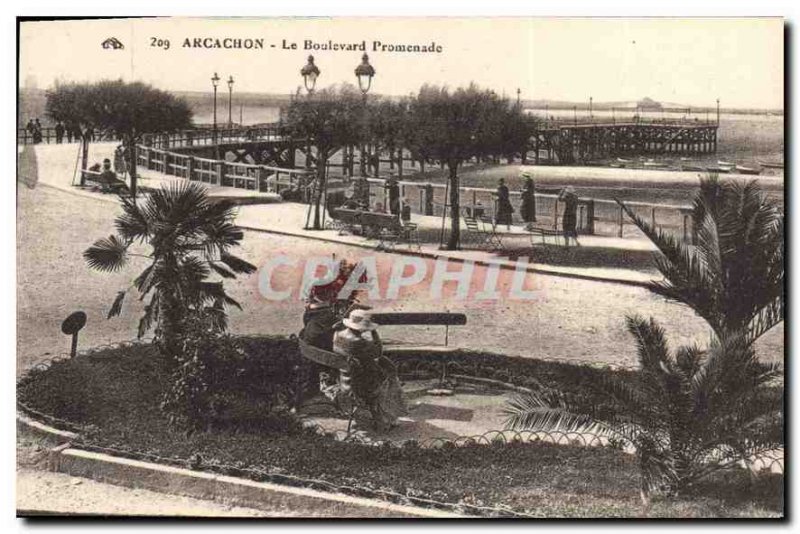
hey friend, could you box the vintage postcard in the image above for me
[16,16,784,518]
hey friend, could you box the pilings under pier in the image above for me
[532,121,718,165]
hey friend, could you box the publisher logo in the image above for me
[101,37,124,50]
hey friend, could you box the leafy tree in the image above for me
[47,80,193,196]
[504,177,784,505]
[83,182,256,366]
[45,82,97,182]
[403,85,526,249]
[285,84,364,229]
[366,98,409,175]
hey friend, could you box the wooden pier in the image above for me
[531,119,718,165]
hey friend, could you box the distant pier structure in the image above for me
[530,115,719,165]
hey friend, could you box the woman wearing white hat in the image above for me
[333,309,407,431]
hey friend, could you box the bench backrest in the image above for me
[370,312,467,326]
[360,211,400,229]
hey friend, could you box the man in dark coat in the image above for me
[55,122,65,144]
[385,176,401,216]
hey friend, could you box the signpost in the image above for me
[61,311,87,358]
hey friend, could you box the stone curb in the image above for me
[17,412,468,518]
[237,223,654,289]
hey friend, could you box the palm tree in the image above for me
[505,315,783,504]
[504,176,784,504]
[84,182,256,362]
[619,175,784,344]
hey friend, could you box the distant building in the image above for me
[637,97,662,110]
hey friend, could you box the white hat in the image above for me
[342,309,378,331]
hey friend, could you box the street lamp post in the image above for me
[589,96,593,121]
[227,76,235,128]
[300,56,321,226]
[355,53,375,177]
[300,55,320,94]
[211,72,220,159]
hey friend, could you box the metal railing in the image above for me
[360,176,694,241]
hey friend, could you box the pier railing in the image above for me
[135,144,309,193]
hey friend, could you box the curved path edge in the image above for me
[28,174,655,289]
[17,411,468,519]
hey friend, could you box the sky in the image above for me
[19,17,784,109]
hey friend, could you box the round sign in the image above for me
[61,311,87,335]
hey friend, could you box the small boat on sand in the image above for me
[682,165,706,172]
[718,160,734,167]
[616,157,632,164]
[757,159,784,169]
[735,165,761,175]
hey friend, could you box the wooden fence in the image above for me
[135,145,309,193]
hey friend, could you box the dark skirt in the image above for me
[495,201,514,225]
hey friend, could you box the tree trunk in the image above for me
[80,133,90,186]
[312,150,327,230]
[446,161,461,250]
[126,136,138,198]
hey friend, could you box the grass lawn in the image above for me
[18,338,783,518]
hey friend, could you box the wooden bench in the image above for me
[80,169,129,194]
[373,312,467,384]
[297,312,467,384]
[326,207,363,235]
[358,212,419,251]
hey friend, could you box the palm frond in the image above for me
[503,390,595,432]
[84,235,129,272]
[209,261,236,279]
[219,252,257,275]
[107,290,126,319]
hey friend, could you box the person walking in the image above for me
[385,175,400,216]
[558,186,580,246]
[33,119,43,144]
[25,119,35,143]
[494,178,514,230]
[55,121,65,144]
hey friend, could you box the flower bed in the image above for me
[17,337,783,518]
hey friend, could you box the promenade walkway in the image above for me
[29,141,659,286]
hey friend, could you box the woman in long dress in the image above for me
[494,178,514,230]
[520,175,537,224]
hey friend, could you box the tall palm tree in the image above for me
[620,175,784,344]
[504,176,784,504]
[84,182,256,362]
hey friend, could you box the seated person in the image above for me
[341,195,360,210]
[92,159,129,193]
